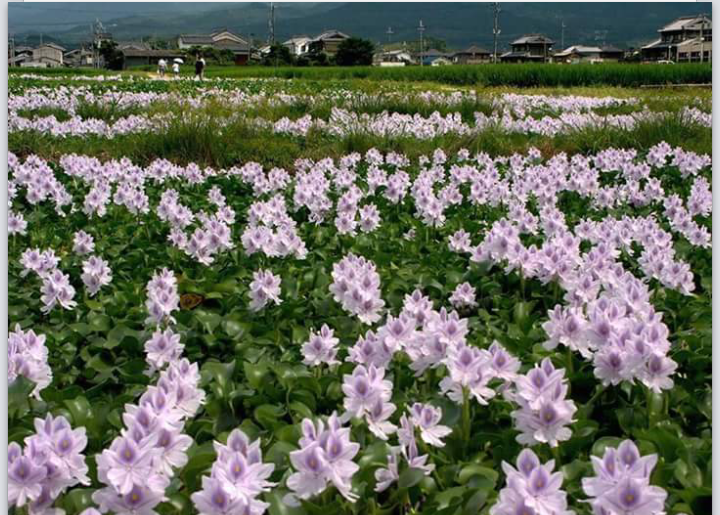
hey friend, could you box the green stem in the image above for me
[461,387,471,447]
[551,444,562,466]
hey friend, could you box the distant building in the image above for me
[309,30,350,55]
[64,47,95,67]
[373,49,413,66]
[553,45,624,64]
[452,45,492,64]
[117,41,152,52]
[31,43,66,67]
[501,34,554,63]
[283,36,312,56]
[177,29,251,64]
[120,49,183,69]
[641,14,711,62]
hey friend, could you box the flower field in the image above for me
[7,73,712,515]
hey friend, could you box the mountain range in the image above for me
[9,2,711,50]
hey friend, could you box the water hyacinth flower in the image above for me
[510,359,577,448]
[248,269,282,312]
[409,403,452,447]
[72,230,95,255]
[191,428,274,515]
[301,324,340,367]
[81,255,113,297]
[490,448,573,515]
[330,253,385,324]
[285,413,360,505]
[8,324,52,398]
[8,210,27,235]
[449,282,478,309]
[8,414,89,510]
[582,440,667,515]
[40,269,77,313]
[145,268,179,326]
[144,328,184,373]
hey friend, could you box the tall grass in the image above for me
[203,63,712,87]
[9,111,710,170]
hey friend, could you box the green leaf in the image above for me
[458,464,498,486]
[398,467,426,489]
[64,396,93,428]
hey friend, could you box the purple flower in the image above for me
[492,448,572,515]
[301,324,340,367]
[409,403,452,447]
[248,269,282,312]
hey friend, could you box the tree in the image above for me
[262,43,295,66]
[99,40,123,70]
[335,37,375,66]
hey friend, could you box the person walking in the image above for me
[194,54,204,81]
[157,58,167,77]
[172,60,180,79]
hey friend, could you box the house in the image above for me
[9,53,31,67]
[64,48,95,67]
[177,29,251,64]
[501,34,554,63]
[117,41,151,52]
[309,30,350,55]
[417,48,450,65]
[428,56,453,66]
[641,14,711,62]
[553,45,624,64]
[373,49,413,67]
[283,36,312,56]
[120,49,183,69]
[31,43,66,67]
[452,45,492,64]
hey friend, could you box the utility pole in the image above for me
[491,3,501,63]
[9,36,15,66]
[386,26,394,45]
[700,16,706,63]
[268,2,276,45]
[561,20,566,49]
[418,20,425,66]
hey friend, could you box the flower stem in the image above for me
[461,387,471,447]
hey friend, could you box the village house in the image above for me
[553,45,624,64]
[177,29,251,64]
[31,43,66,67]
[418,48,452,66]
[283,36,312,56]
[309,30,350,56]
[452,45,492,64]
[641,14,711,62]
[64,47,95,67]
[373,49,413,66]
[120,49,183,69]
[501,34,554,63]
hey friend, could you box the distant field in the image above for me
[10,62,712,87]
[202,63,713,87]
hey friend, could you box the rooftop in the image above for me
[512,34,555,45]
[660,14,711,32]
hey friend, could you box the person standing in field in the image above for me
[172,61,180,79]
[194,54,204,81]
[200,56,206,80]
[157,58,167,77]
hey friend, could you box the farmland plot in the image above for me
[7,74,712,515]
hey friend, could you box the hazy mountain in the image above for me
[10,2,710,50]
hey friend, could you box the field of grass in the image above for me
[199,63,713,87]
